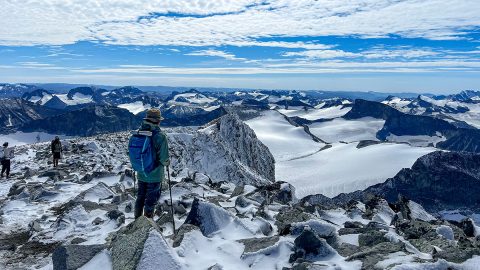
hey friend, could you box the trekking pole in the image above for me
[166,166,176,235]
[133,171,137,199]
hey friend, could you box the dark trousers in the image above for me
[1,159,11,177]
[135,181,161,218]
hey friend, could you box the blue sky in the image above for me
[1,0,480,93]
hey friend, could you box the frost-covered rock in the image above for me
[184,197,236,236]
[169,114,275,186]
[436,225,455,241]
[135,230,183,270]
[52,244,105,270]
[289,226,336,263]
[110,216,180,270]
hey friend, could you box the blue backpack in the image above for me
[128,130,158,175]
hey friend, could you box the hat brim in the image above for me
[144,117,164,122]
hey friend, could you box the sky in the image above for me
[1,0,480,93]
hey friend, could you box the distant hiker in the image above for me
[51,136,62,168]
[128,109,169,219]
[1,142,14,178]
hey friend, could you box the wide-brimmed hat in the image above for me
[144,108,164,123]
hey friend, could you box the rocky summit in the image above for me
[0,112,478,270]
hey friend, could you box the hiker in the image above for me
[51,136,62,168]
[1,142,14,178]
[128,109,169,219]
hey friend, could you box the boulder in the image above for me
[289,227,335,263]
[110,216,182,270]
[238,236,280,253]
[275,207,314,235]
[358,231,389,247]
[184,198,233,236]
[173,224,200,248]
[52,244,104,270]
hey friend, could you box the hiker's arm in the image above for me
[158,134,170,166]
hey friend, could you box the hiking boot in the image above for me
[144,212,154,219]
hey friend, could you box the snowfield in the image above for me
[246,110,435,198]
[117,101,151,115]
[278,105,352,121]
[245,110,325,161]
[308,117,385,143]
[276,142,435,198]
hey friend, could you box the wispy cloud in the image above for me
[1,0,479,46]
[186,49,246,61]
[16,61,63,69]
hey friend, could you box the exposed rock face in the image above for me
[169,114,275,186]
[21,105,140,136]
[336,151,480,212]
[0,98,59,131]
[0,83,39,98]
[159,105,228,127]
[52,244,104,270]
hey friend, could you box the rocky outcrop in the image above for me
[52,244,105,270]
[21,105,140,136]
[169,113,275,186]
[356,151,480,212]
[110,216,181,270]
[0,98,60,131]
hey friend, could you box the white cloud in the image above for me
[283,49,359,59]
[186,49,246,61]
[1,0,479,46]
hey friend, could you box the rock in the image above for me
[336,243,361,257]
[52,244,104,270]
[275,182,296,204]
[433,245,480,263]
[106,210,125,226]
[208,264,224,270]
[107,209,124,220]
[347,242,406,269]
[38,169,67,180]
[28,220,42,233]
[238,236,280,253]
[70,238,87,244]
[235,195,251,208]
[290,220,339,248]
[459,218,476,237]
[173,224,200,248]
[125,202,133,213]
[231,185,244,197]
[173,202,187,215]
[344,221,364,229]
[8,180,26,197]
[275,207,314,235]
[23,168,36,178]
[83,141,100,152]
[436,225,455,240]
[358,231,389,247]
[92,217,104,225]
[289,227,335,263]
[29,184,60,201]
[110,216,182,270]
[184,198,233,236]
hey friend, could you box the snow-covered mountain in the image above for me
[0,83,39,98]
[2,112,480,269]
[383,93,480,129]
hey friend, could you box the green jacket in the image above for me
[136,121,170,183]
